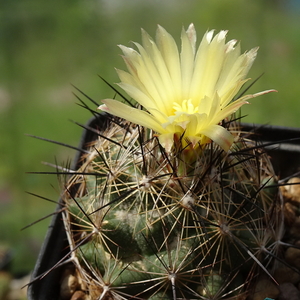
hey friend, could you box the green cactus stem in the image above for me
[60,115,283,299]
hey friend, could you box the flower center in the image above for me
[173,99,198,115]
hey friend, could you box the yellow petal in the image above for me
[200,124,234,151]
[156,25,181,100]
[117,82,156,109]
[139,30,176,111]
[217,47,258,106]
[216,89,276,123]
[158,132,176,152]
[99,99,166,134]
[180,25,196,99]
[190,30,228,101]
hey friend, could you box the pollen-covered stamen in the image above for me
[173,99,198,115]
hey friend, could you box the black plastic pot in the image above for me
[241,123,300,178]
[27,116,300,300]
[27,115,110,300]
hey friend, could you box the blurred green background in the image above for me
[1,0,300,279]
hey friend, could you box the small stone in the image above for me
[285,247,300,270]
[88,282,103,299]
[7,273,30,300]
[71,290,87,300]
[60,268,79,300]
[249,277,280,300]
[278,282,300,300]
[75,269,86,291]
[274,265,300,284]
[289,217,300,239]
[284,202,296,225]
[286,178,300,202]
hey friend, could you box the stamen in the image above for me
[173,99,198,114]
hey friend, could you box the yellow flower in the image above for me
[99,24,274,151]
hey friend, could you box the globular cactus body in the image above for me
[62,115,282,300]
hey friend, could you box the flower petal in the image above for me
[200,124,234,151]
[190,30,227,101]
[156,25,182,100]
[117,82,156,109]
[99,99,166,134]
[158,132,176,152]
[139,30,176,112]
[180,24,196,99]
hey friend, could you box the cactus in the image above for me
[59,114,283,300]
[36,24,287,300]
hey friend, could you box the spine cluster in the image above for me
[61,115,283,300]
